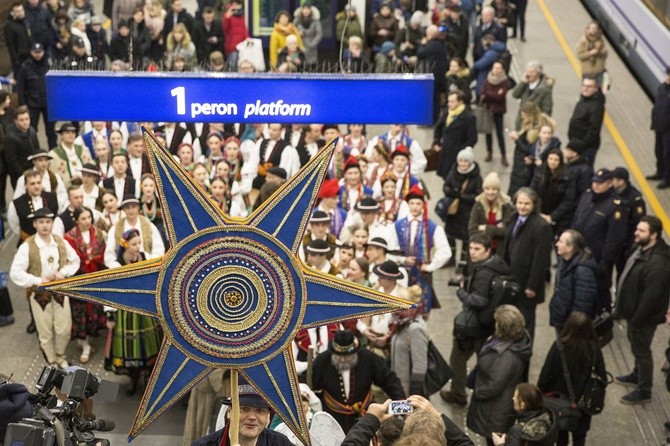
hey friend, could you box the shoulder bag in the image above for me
[423,340,453,396]
[543,341,582,431]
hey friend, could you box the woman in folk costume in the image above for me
[373,144,420,200]
[395,184,451,314]
[468,172,514,257]
[96,190,124,237]
[338,158,374,213]
[366,140,392,191]
[342,124,367,159]
[64,206,107,364]
[105,229,163,396]
[377,173,410,225]
[139,174,168,247]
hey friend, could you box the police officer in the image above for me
[571,168,627,307]
[611,166,647,274]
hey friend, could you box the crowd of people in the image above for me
[2,0,670,445]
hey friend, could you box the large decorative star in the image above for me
[43,129,411,444]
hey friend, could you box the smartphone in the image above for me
[388,400,414,415]
[504,127,510,134]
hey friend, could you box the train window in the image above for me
[643,0,670,30]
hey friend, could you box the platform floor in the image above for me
[2,0,669,444]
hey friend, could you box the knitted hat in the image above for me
[482,172,501,190]
[456,146,475,163]
[381,41,396,55]
[410,11,424,26]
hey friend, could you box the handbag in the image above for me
[434,197,453,222]
[423,340,453,396]
[576,348,612,415]
[424,147,440,172]
[474,105,493,134]
[446,178,469,216]
[544,341,582,431]
[592,310,613,348]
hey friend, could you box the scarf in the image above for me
[274,22,296,36]
[446,103,466,126]
[486,70,508,86]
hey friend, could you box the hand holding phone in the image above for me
[388,400,414,415]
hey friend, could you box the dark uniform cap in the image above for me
[329,330,360,355]
[31,42,45,52]
[72,36,86,48]
[29,208,55,220]
[591,168,613,183]
[611,167,629,182]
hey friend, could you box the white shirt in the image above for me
[10,234,80,288]
[13,171,68,212]
[113,176,126,201]
[103,218,166,268]
[340,214,401,252]
[365,132,427,175]
[255,138,301,179]
[400,216,452,272]
[82,185,100,210]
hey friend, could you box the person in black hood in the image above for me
[467,305,533,444]
[563,139,593,203]
[0,376,34,441]
[492,383,557,446]
[4,2,31,76]
[567,76,605,168]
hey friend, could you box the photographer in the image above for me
[440,233,510,407]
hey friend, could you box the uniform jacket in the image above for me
[467,332,533,435]
[617,239,670,327]
[17,57,49,109]
[549,251,598,328]
[503,212,553,305]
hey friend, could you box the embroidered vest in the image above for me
[26,235,68,279]
[395,217,437,264]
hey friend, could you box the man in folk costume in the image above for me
[312,329,405,433]
[79,121,111,156]
[338,158,374,213]
[52,185,101,238]
[103,195,165,268]
[252,123,300,189]
[365,124,427,175]
[8,170,60,245]
[340,196,401,252]
[395,184,451,314]
[365,237,408,288]
[102,153,135,201]
[372,144,420,200]
[299,211,338,263]
[9,208,80,369]
[126,132,152,197]
[192,376,292,446]
[80,163,104,211]
[12,150,68,210]
[316,178,347,238]
[48,122,93,187]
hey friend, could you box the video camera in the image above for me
[4,366,118,446]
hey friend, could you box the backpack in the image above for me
[477,274,521,328]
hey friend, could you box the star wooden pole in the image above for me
[230,370,239,445]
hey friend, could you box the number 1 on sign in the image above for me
[171,86,186,115]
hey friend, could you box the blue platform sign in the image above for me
[46,71,433,124]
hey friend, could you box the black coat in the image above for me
[163,10,195,40]
[2,125,40,185]
[549,251,599,328]
[445,16,469,60]
[459,254,510,333]
[4,14,31,69]
[467,333,533,436]
[566,156,593,202]
[617,239,670,327]
[568,91,605,151]
[571,188,627,268]
[194,20,224,63]
[17,57,49,109]
[312,349,405,433]
[651,81,670,133]
[443,162,483,240]
[24,3,53,47]
[417,39,448,90]
[503,212,553,305]
[508,137,560,197]
[531,168,575,233]
[618,183,646,243]
[434,109,477,179]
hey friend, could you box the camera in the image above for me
[5,366,118,446]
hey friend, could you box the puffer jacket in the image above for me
[549,250,599,328]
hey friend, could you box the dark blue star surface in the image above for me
[43,129,412,444]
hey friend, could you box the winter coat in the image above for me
[567,156,593,202]
[503,212,553,305]
[468,192,514,258]
[445,16,469,60]
[130,21,152,61]
[576,32,607,77]
[531,167,575,233]
[395,25,423,59]
[2,125,39,185]
[162,10,195,39]
[472,41,506,95]
[16,57,49,109]
[456,254,510,336]
[87,27,109,61]
[0,382,33,440]
[24,2,53,47]
[504,408,558,446]
[549,251,599,328]
[390,319,429,396]
[443,162,483,240]
[335,12,363,48]
[508,135,559,196]
[472,22,506,61]
[417,39,449,90]
[481,77,513,115]
[277,47,306,71]
[568,90,605,152]
[221,5,248,56]
[193,19,224,63]
[617,239,670,327]
[446,68,473,106]
[4,14,31,69]
[369,14,399,48]
[295,7,322,66]
[651,81,670,133]
[512,74,554,118]
[467,332,533,436]
[269,23,303,69]
[434,109,478,179]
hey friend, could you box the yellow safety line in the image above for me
[535,0,670,232]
